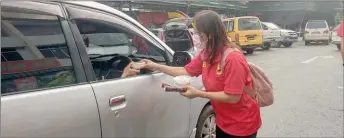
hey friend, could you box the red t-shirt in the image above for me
[337,19,344,37]
[185,47,261,136]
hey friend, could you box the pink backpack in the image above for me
[215,48,274,107]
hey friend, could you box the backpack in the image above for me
[202,48,274,107]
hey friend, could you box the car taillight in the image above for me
[324,30,329,34]
[235,33,239,42]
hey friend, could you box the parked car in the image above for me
[331,24,341,50]
[223,16,263,54]
[152,18,197,55]
[261,22,282,50]
[304,20,331,45]
[1,1,213,138]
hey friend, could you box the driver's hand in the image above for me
[121,62,140,78]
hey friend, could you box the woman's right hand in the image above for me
[140,59,159,71]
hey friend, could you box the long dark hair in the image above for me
[194,10,238,64]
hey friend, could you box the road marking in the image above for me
[300,55,334,64]
[301,56,320,64]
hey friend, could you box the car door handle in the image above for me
[109,95,126,107]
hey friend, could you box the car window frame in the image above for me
[1,2,88,96]
[62,4,172,83]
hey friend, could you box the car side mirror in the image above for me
[172,51,193,67]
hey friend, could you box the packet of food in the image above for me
[173,75,191,86]
[161,83,186,93]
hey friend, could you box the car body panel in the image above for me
[1,84,102,137]
[261,22,281,43]
[280,29,298,42]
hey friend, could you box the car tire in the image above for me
[282,42,293,47]
[246,49,254,54]
[195,105,215,138]
[337,44,341,50]
[305,40,310,46]
[261,43,271,50]
[324,40,330,45]
[274,41,282,48]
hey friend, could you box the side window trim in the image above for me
[63,4,171,82]
[2,1,64,18]
[64,4,165,50]
[1,3,87,96]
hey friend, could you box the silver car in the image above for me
[1,1,215,138]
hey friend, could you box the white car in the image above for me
[331,24,341,50]
[261,22,298,48]
[304,20,331,45]
[261,22,281,50]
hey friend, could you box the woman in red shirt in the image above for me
[337,19,344,63]
[141,10,261,138]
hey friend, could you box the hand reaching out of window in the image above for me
[121,62,140,78]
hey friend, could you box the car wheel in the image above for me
[324,40,330,45]
[261,43,271,50]
[283,42,293,47]
[305,40,309,46]
[195,106,216,138]
[274,41,282,48]
[246,49,254,54]
[337,44,341,50]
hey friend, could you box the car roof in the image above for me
[222,16,258,22]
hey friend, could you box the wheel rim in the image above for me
[201,114,216,138]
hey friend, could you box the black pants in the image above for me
[216,126,257,138]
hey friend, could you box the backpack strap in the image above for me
[219,48,257,98]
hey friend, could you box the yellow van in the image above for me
[222,16,263,54]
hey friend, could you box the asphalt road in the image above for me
[246,41,343,137]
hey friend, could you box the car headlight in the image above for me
[280,32,287,36]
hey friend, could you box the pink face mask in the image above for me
[193,33,208,50]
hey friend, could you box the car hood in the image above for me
[280,29,296,33]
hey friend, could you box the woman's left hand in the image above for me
[180,85,202,99]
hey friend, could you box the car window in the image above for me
[262,24,269,30]
[264,22,280,30]
[238,18,262,31]
[1,13,78,95]
[73,19,166,80]
[306,21,327,29]
[224,21,234,32]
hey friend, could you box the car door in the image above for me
[262,23,272,41]
[63,3,191,137]
[1,2,101,137]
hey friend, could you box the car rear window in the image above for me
[306,21,327,29]
[238,18,262,31]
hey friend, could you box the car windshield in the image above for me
[238,18,262,30]
[86,33,130,46]
[306,21,327,29]
[264,22,281,30]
